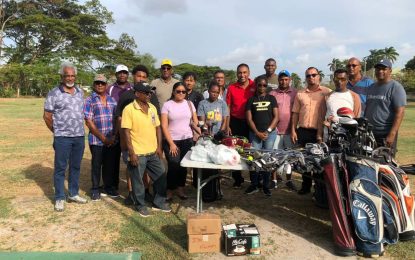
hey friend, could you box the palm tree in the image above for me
[382,46,399,63]
[328,58,341,72]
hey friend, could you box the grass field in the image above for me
[0,98,414,259]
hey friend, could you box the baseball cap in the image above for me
[93,74,107,83]
[133,82,156,93]
[115,64,129,73]
[161,59,173,67]
[375,59,392,68]
[278,70,291,77]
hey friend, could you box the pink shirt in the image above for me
[161,100,195,140]
[270,88,297,134]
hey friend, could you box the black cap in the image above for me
[133,82,156,93]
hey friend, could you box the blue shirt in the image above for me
[44,85,85,137]
[84,92,117,146]
[347,76,374,113]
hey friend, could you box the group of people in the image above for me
[43,56,407,216]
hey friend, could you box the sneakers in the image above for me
[245,185,259,195]
[233,177,244,189]
[124,192,134,205]
[136,206,152,217]
[67,195,88,204]
[263,188,272,197]
[269,180,278,189]
[91,192,101,201]
[286,181,297,191]
[104,189,119,198]
[152,203,172,213]
[54,199,65,212]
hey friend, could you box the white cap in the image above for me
[115,64,129,73]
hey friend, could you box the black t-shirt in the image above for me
[115,89,161,118]
[187,90,204,111]
[245,94,277,132]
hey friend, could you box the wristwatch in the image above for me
[267,128,273,133]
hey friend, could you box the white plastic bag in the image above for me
[209,144,241,166]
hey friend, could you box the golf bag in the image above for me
[321,154,356,256]
[378,164,415,241]
[346,156,384,257]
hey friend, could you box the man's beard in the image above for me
[65,82,75,88]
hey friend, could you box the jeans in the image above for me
[273,134,294,149]
[296,128,318,191]
[163,138,193,190]
[90,145,119,193]
[249,130,277,150]
[53,136,85,200]
[127,153,166,209]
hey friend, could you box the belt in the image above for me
[137,152,156,157]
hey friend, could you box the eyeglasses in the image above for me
[175,90,187,94]
[257,84,268,87]
[306,74,319,78]
[161,66,172,71]
[346,64,359,68]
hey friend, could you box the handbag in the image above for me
[187,100,201,137]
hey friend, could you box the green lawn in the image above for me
[0,98,414,259]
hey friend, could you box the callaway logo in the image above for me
[357,210,367,220]
[353,200,376,225]
[232,239,247,246]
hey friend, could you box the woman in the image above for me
[197,80,229,136]
[161,82,199,201]
[245,76,279,196]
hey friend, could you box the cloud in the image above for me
[291,27,331,48]
[295,54,310,64]
[206,43,267,66]
[133,0,188,15]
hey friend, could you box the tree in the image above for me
[328,58,341,72]
[381,46,399,63]
[405,56,415,71]
[0,0,18,60]
[291,73,302,89]
[364,47,399,71]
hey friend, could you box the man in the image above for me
[115,65,160,205]
[260,58,278,91]
[365,59,406,157]
[107,64,133,103]
[103,64,132,196]
[43,62,88,211]
[226,63,256,188]
[203,70,227,100]
[183,71,204,110]
[121,83,171,217]
[346,57,374,113]
[83,74,117,201]
[291,67,331,195]
[319,69,361,140]
[270,70,297,190]
[151,59,179,109]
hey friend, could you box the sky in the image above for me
[100,0,415,81]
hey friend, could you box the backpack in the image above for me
[193,169,223,203]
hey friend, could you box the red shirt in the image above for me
[226,79,256,119]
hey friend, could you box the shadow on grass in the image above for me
[23,159,92,204]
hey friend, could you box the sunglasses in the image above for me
[138,91,152,96]
[175,90,187,94]
[161,66,172,71]
[306,73,319,78]
[257,84,268,87]
[346,64,359,68]
[94,81,106,85]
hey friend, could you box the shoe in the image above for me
[263,188,272,197]
[152,203,172,213]
[269,180,278,189]
[136,206,152,217]
[54,199,65,212]
[245,185,259,195]
[105,189,119,198]
[91,192,101,201]
[297,189,311,195]
[67,195,88,204]
[124,192,134,205]
[178,195,188,200]
[286,181,297,191]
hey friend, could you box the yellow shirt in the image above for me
[121,100,160,155]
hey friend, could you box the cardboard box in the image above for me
[188,234,221,253]
[223,224,261,256]
[187,213,221,235]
